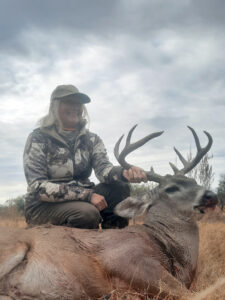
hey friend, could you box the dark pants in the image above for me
[26,182,130,229]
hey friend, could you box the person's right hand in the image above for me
[90,193,108,211]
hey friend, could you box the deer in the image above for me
[0,126,218,299]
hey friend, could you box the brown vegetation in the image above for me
[0,217,26,228]
[191,210,225,299]
[0,205,26,228]
[0,209,225,299]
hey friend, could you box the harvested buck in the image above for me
[0,126,218,299]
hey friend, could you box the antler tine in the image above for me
[114,125,164,182]
[169,146,189,174]
[114,134,124,164]
[114,125,139,163]
[170,126,213,175]
[174,147,188,167]
[125,124,138,148]
[169,162,179,174]
[188,126,201,151]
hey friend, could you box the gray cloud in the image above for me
[1,0,225,54]
[0,121,32,183]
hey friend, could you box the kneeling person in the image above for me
[23,85,147,229]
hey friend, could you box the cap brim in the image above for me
[55,93,91,104]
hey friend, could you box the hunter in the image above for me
[23,84,147,229]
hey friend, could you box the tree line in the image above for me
[0,195,25,217]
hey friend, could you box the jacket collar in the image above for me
[40,121,87,146]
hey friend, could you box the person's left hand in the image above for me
[122,166,147,183]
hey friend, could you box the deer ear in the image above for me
[114,196,151,218]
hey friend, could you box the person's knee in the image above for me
[83,206,102,228]
[67,204,101,229]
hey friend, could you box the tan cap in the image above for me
[50,85,91,103]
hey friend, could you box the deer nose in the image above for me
[202,190,218,206]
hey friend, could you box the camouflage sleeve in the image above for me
[91,135,125,183]
[23,132,92,203]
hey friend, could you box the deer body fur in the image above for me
[0,218,196,299]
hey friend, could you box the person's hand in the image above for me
[90,193,108,211]
[123,166,147,183]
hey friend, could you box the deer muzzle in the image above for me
[194,190,218,213]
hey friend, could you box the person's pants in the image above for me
[26,182,130,229]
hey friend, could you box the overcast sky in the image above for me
[0,0,224,204]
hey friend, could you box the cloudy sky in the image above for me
[0,0,224,204]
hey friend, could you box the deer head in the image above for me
[114,125,218,220]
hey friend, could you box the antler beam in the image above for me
[114,125,164,183]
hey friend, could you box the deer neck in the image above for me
[143,204,199,286]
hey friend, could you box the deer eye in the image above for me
[165,186,180,193]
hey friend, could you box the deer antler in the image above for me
[114,125,164,183]
[169,126,213,175]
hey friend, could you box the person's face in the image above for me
[58,100,83,128]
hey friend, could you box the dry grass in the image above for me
[191,211,225,299]
[1,209,225,299]
[0,206,27,228]
[0,216,26,228]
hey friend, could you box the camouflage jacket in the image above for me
[23,124,124,210]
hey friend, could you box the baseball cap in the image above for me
[50,85,91,104]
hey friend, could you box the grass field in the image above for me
[191,211,225,299]
[0,217,26,228]
[1,209,225,299]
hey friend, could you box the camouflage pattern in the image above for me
[23,124,124,212]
